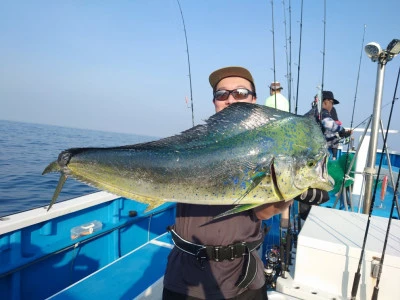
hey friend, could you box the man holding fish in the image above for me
[162,67,330,300]
[44,66,333,300]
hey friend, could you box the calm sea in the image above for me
[0,119,156,218]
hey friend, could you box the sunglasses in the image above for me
[213,88,256,101]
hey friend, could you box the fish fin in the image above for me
[216,171,266,218]
[233,171,267,205]
[141,198,166,213]
[214,204,264,219]
[47,173,68,211]
[42,161,60,175]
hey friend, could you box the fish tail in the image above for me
[42,161,60,175]
[47,173,68,211]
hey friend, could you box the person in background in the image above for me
[264,81,289,112]
[320,91,352,161]
[162,66,329,300]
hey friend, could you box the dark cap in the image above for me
[322,91,339,105]
[269,81,283,90]
[209,66,255,90]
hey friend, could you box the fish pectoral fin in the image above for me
[214,204,264,219]
[233,171,267,205]
[47,173,68,211]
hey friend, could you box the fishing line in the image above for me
[176,0,195,127]
[351,65,400,300]
[351,115,372,131]
[351,99,398,133]
[294,0,303,115]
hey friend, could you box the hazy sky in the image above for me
[1,0,399,150]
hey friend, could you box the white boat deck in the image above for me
[276,206,400,300]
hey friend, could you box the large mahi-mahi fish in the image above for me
[43,103,333,214]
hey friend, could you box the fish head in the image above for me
[258,114,333,200]
[271,150,333,200]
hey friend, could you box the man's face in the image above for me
[213,77,256,113]
[322,99,333,111]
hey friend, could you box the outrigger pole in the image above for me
[176,0,195,127]
[350,39,400,300]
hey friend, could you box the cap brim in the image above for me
[209,66,254,89]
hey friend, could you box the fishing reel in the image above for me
[264,246,281,289]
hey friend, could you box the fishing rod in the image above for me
[294,0,303,115]
[293,0,303,235]
[271,0,277,108]
[282,0,298,259]
[176,0,194,127]
[372,173,400,299]
[371,65,400,300]
[336,25,367,211]
[282,0,291,112]
[350,25,366,129]
[288,0,292,112]
[320,0,326,95]
[316,0,327,120]
[351,64,400,300]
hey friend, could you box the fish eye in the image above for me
[307,161,316,167]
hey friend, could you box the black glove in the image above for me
[339,128,352,138]
[294,188,330,205]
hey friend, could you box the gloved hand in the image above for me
[294,188,330,205]
[339,128,352,138]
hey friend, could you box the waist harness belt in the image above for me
[167,226,264,289]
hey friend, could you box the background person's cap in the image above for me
[322,90,340,105]
[269,81,283,90]
[209,66,255,90]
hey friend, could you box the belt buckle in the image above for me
[229,244,236,261]
[213,246,222,262]
[234,242,248,258]
[195,247,208,262]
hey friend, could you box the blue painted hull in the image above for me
[0,151,399,299]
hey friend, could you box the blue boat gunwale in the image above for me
[0,191,119,235]
[0,192,176,300]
